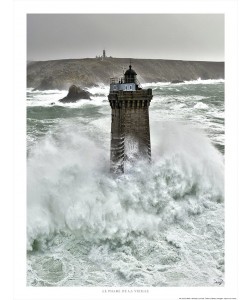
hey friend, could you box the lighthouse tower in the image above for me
[108,64,153,173]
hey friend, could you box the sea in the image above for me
[26,78,224,287]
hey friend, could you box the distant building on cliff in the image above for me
[108,64,153,173]
[96,49,108,60]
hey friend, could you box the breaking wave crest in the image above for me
[27,121,224,251]
[142,78,224,87]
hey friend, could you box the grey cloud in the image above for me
[27,14,224,61]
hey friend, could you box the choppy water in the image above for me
[27,79,224,286]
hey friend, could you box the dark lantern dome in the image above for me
[124,65,137,76]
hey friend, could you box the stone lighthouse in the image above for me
[108,64,153,173]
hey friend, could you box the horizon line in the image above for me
[27,57,225,63]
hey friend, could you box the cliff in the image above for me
[27,58,224,90]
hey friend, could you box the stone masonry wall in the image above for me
[109,90,152,173]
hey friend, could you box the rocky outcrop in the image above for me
[27,58,224,90]
[59,85,91,103]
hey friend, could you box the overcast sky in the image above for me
[27,14,224,61]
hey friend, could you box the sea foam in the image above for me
[27,121,224,251]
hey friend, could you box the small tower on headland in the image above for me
[103,49,106,59]
[108,64,153,173]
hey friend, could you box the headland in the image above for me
[27,57,224,90]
